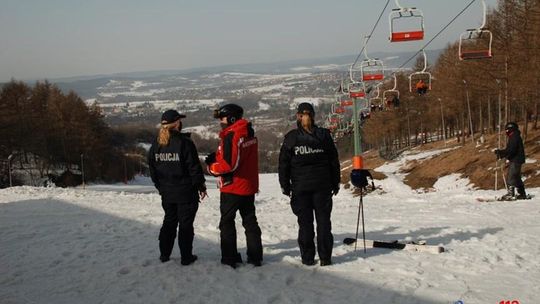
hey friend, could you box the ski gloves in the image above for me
[332,186,339,196]
[494,149,502,160]
[205,152,216,165]
[281,186,291,197]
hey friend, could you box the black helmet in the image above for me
[505,122,518,131]
[213,104,243,124]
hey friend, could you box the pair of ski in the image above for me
[347,185,444,255]
[343,238,445,254]
[476,194,532,202]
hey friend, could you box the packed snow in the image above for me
[258,101,270,111]
[1,153,539,304]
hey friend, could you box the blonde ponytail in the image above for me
[157,121,179,146]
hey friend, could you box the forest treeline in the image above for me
[0,80,143,187]
[361,0,540,155]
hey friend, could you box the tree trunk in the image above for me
[461,111,466,146]
[523,104,529,141]
[488,96,492,134]
[479,97,484,135]
[535,98,538,129]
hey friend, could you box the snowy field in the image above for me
[1,156,539,303]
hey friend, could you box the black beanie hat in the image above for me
[297,102,315,116]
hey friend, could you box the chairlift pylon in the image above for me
[458,0,493,60]
[389,0,425,42]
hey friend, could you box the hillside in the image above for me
[339,125,540,192]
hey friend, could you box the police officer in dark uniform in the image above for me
[278,103,340,266]
[148,109,207,264]
[495,122,527,200]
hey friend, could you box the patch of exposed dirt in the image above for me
[338,125,540,191]
[403,128,540,190]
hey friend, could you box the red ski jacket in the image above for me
[208,119,259,195]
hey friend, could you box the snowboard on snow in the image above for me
[343,238,445,254]
[476,194,533,202]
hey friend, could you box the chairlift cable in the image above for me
[397,0,478,70]
[351,0,392,69]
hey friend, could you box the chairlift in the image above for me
[350,37,385,82]
[355,97,371,112]
[360,37,384,81]
[332,102,346,114]
[340,99,354,107]
[328,113,341,124]
[389,0,425,42]
[337,119,350,132]
[409,50,432,94]
[361,59,385,81]
[458,0,492,60]
[348,81,367,99]
[383,74,401,109]
[337,79,350,95]
[369,83,383,106]
[369,84,384,112]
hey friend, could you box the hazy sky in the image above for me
[0,0,498,82]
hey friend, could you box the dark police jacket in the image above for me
[148,131,206,198]
[499,129,526,164]
[278,124,340,193]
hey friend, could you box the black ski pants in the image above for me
[159,192,198,259]
[219,193,263,264]
[291,190,333,262]
[507,162,524,189]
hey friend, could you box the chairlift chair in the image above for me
[409,50,432,93]
[388,0,424,42]
[458,0,493,60]
[355,97,371,112]
[369,83,383,109]
[348,81,367,99]
[360,59,385,82]
[459,30,493,60]
[328,113,341,124]
[341,99,354,107]
[389,0,425,42]
[337,119,349,132]
[383,74,401,109]
[350,37,385,83]
[331,103,346,114]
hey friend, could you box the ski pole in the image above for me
[500,162,508,190]
[360,189,367,254]
[494,158,498,191]
[354,189,362,252]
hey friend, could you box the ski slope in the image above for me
[1,157,539,304]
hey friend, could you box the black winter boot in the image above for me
[181,254,198,266]
[501,186,515,201]
[516,187,528,199]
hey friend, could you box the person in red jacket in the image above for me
[205,104,263,268]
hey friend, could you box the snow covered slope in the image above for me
[1,170,539,303]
